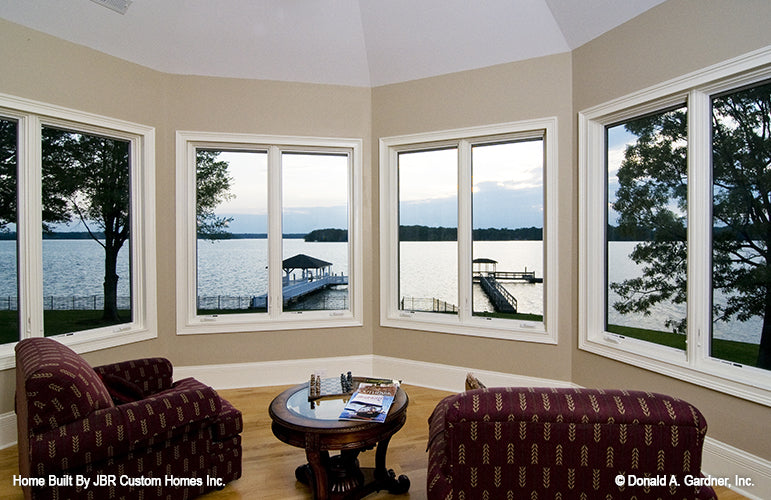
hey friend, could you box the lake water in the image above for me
[0,239,761,344]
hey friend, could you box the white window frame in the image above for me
[379,119,559,343]
[175,131,363,334]
[579,46,771,406]
[0,93,157,369]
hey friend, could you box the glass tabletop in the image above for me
[286,385,350,421]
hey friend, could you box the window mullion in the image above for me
[17,114,43,339]
[268,145,283,318]
[687,90,712,369]
[458,140,472,322]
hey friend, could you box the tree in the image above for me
[611,82,771,369]
[0,120,17,231]
[37,135,235,325]
[42,128,131,322]
[196,150,234,238]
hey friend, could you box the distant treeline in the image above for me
[305,228,348,242]
[0,232,105,240]
[399,225,543,241]
[4,225,747,243]
[198,233,306,240]
[0,232,307,240]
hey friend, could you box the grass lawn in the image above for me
[474,311,544,322]
[0,310,130,344]
[607,324,760,367]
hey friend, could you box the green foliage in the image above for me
[305,228,348,242]
[41,127,131,322]
[0,119,17,231]
[196,150,234,238]
[398,225,543,241]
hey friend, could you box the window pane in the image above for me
[711,80,771,370]
[196,150,268,314]
[472,139,544,321]
[605,106,688,350]
[0,118,18,345]
[398,148,458,314]
[282,152,349,312]
[41,127,132,336]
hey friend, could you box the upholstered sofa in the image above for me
[427,387,716,499]
[15,337,242,500]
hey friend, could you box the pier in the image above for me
[473,258,541,314]
[251,254,348,308]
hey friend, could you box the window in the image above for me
[579,47,771,405]
[380,119,558,342]
[0,118,18,347]
[176,132,362,334]
[605,106,689,351]
[0,94,157,368]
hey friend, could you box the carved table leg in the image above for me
[302,434,329,500]
[374,435,410,494]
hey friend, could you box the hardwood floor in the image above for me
[0,384,748,499]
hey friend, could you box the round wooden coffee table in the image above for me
[269,382,410,500]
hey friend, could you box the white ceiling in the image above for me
[0,0,667,87]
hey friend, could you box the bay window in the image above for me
[579,47,771,404]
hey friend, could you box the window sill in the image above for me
[0,326,156,371]
[176,311,363,335]
[579,333,771,407]
[381,312,557,344]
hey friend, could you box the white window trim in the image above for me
[379,118,559,343]
[0,92,158,370]
[175,131,363,334]
[578,46,771,406]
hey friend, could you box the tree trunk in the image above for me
[103,245,121,322]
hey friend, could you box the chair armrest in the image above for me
[29,379,222,475]
[93,357,174,394]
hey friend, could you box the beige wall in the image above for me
[0,18,374,415]
[571,0,771,460]
[371,53,575,383]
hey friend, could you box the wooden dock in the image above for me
[478,276,518,313]
[473,270,543,283]
[471,258,541,313]
[251,274,348,308]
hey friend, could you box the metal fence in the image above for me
[0,293,350,312]
[197,295,254,310]
[198,293,350,311]
[0,296,132,311]
[400,297,458,313]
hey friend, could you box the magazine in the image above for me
[338,382,398,423]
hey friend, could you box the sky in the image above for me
[214,151,349,234]
[213,139,547,234]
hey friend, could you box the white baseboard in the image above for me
[172,354,375,390]
[372,355,578,392]
[3,354,770,498]
[0,411,16,451]
[702,436,771,500]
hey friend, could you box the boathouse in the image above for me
[282,253,333,283]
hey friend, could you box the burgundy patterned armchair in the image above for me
[427,387,716,500]
[15,337,242,500]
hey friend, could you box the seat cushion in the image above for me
[211,396,243,441]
